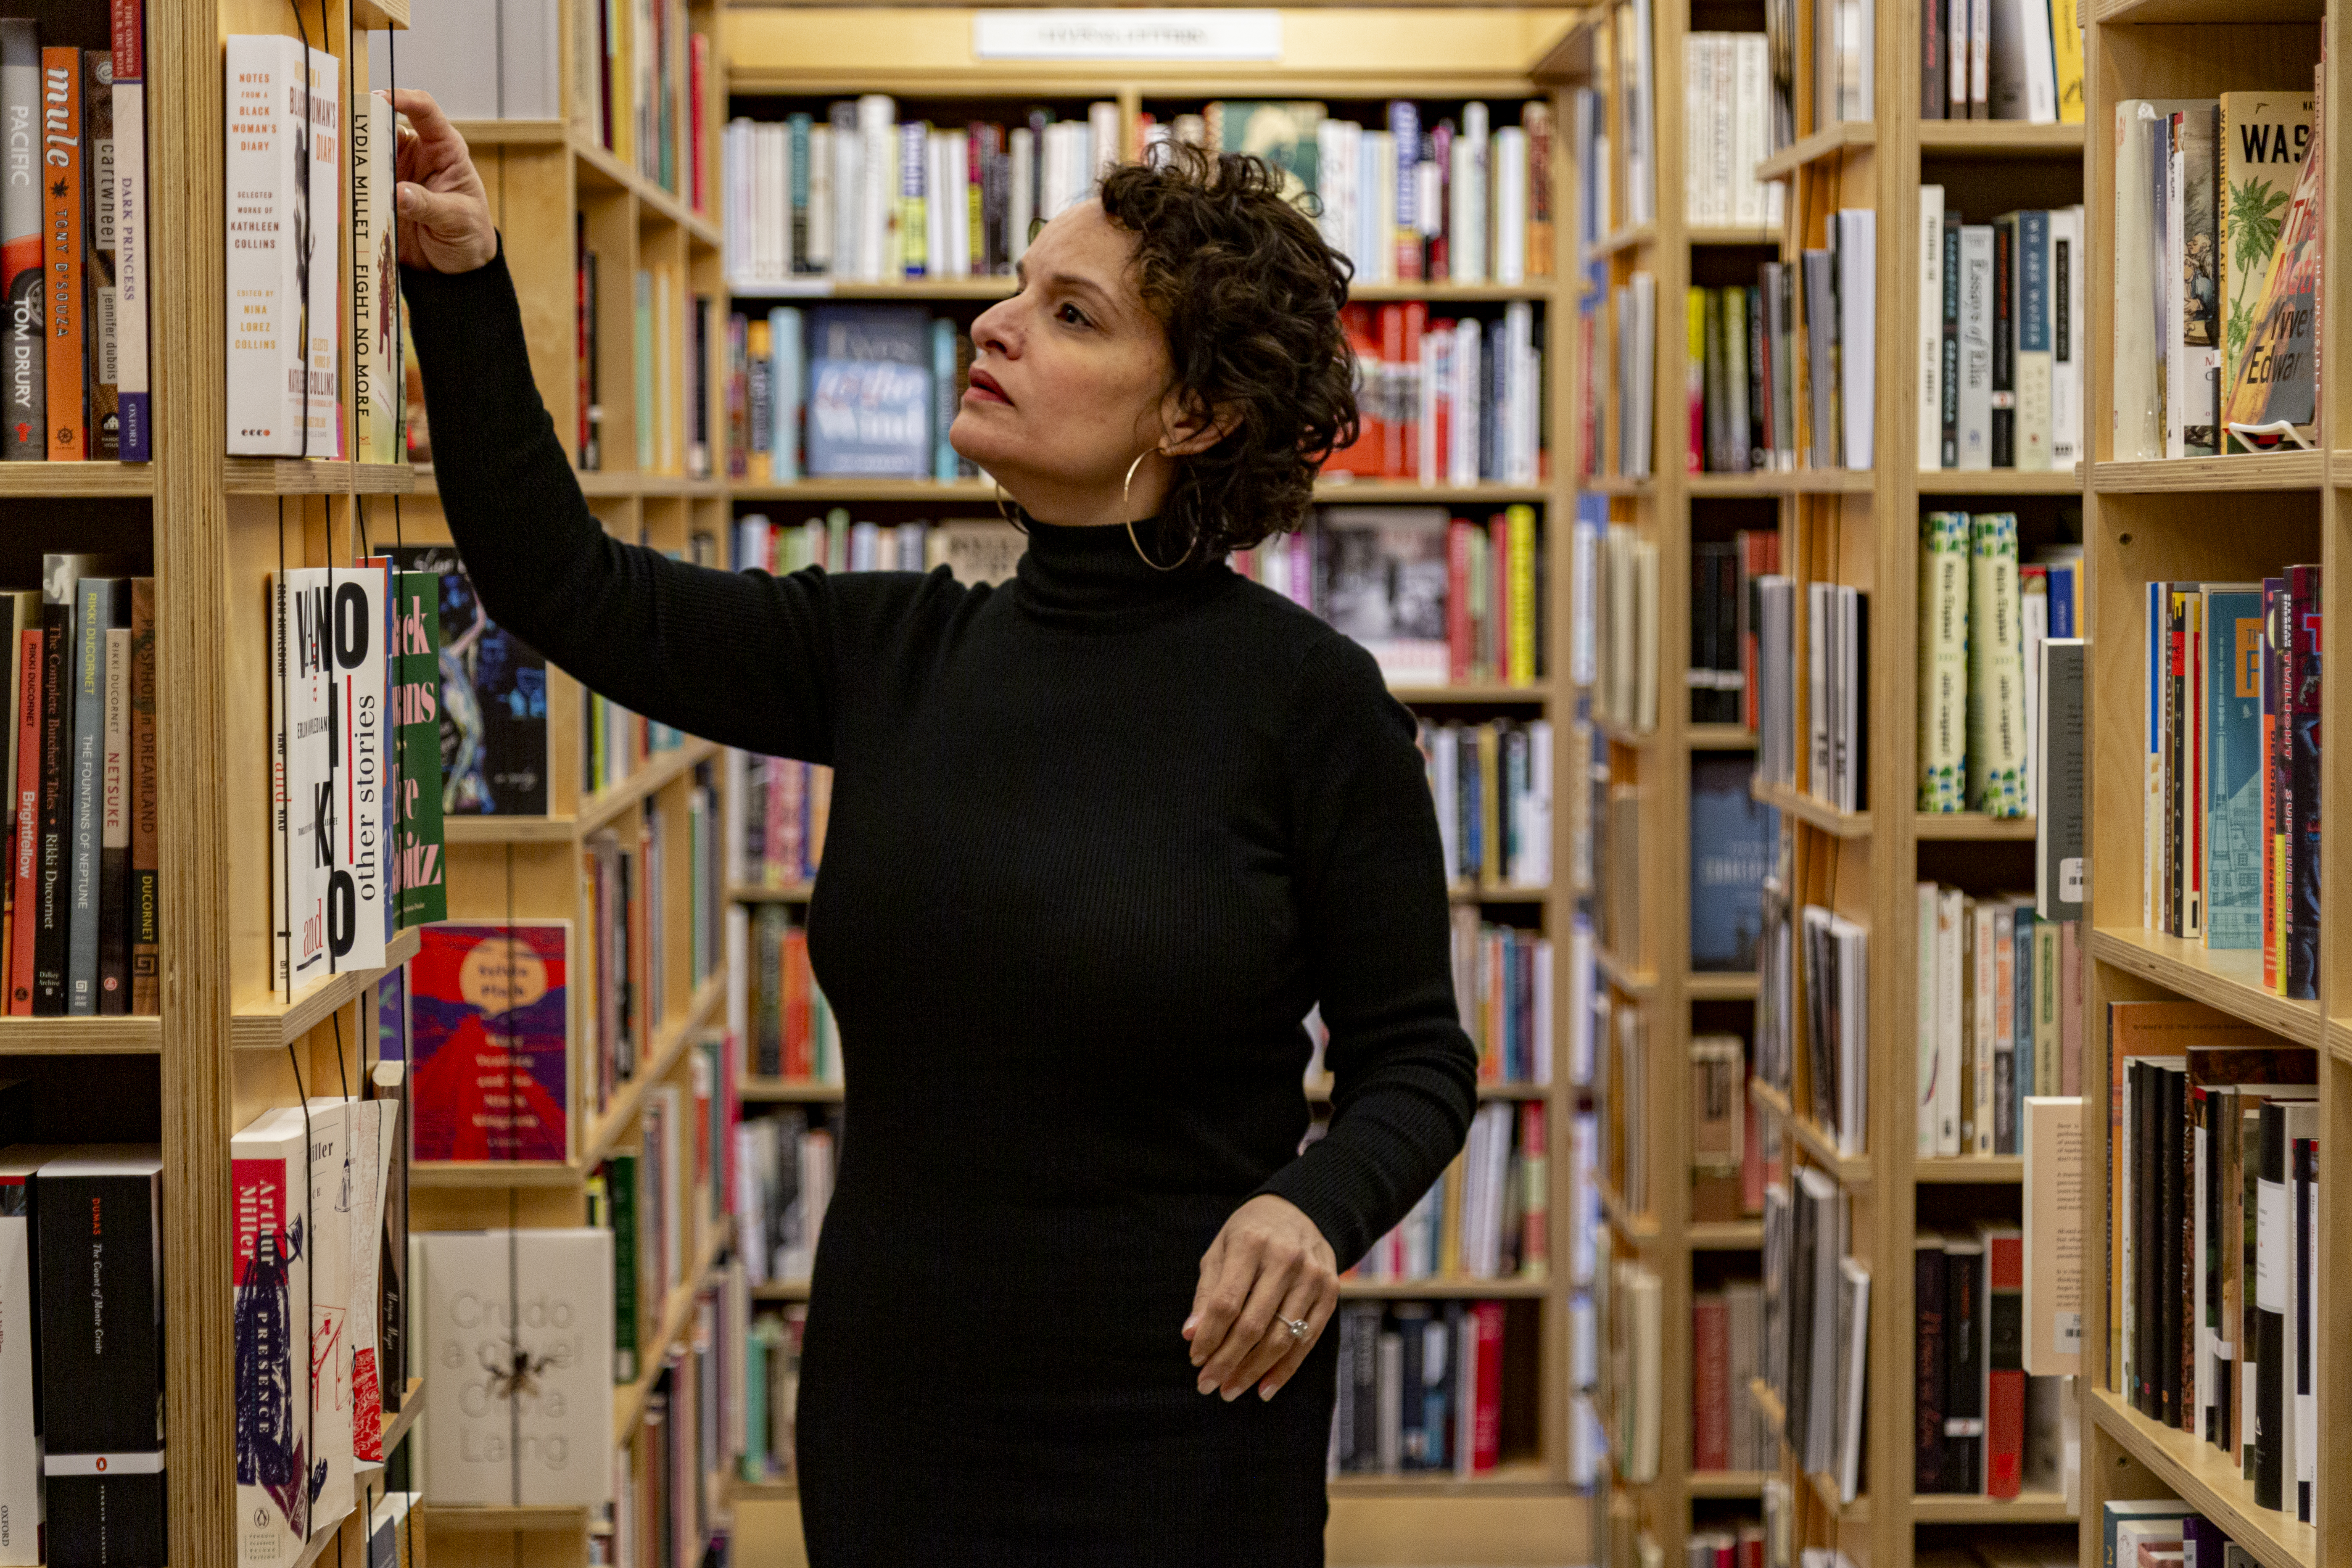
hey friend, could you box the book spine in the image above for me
[1990,215,2015,466]
[6,628,35,1014]
[2285,564,2320,999]
[222,37,296,456]
[1914,1243,1947,1488]
[1,23,47,460]
[65,578,106,1014]
[0,1172,33,1558]
[80,53,117,460]
[32,598,69,1014]
[1968,513,2025,815]
[1941,219,1961,465]
[41,50,85,459]
[2254,1100,2286,1507]
[1918,512,1968,810]
[97,608,127,1013]
[1985,1232,2025,1497]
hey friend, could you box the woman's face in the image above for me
[950,201,1185,525]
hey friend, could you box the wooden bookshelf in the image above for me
[2075,5,2352,1568]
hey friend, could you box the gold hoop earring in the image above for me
[1123,449,1195,572]
[990,475,1027,533]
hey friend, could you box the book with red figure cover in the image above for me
[409,921,571,1162]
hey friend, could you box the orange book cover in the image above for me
[40,48,84,459]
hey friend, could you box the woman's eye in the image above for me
[1058,303,1090,327]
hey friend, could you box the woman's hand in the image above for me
[389,89,496,274]
[1184,1194,1339,1402]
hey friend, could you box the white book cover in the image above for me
[1919,185,1946,470]
[302,1098,355,1537]
[1835,209,1875,467]
[348,1098,392,1465]
[1958,224,1995,467]
[1625,0,1655,224]
[1916,882,1940,1156]
[1835,1258,1870,1501]
[336,565,389,974]
[1936,887,1963,1155]
[0,1155,40,1568]
[270,569,337,996]
[1734,35,1767,227]
[1808,582,1829,800]
[232,1108,313,1567]
[352,92,401,465]
[299,46,343,459]
[2113,104,2164,458]
[414,1230,615,1505]
[2051,205,2083,465]
[1972,902,1997,1154]
[807,124,834,273]
[1494,125,1524,287]
[113,72,151,460]
[1988,0,2057,122]
[225,35,311,456]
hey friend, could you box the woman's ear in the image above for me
[1159,388,1242,457]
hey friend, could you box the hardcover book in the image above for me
[224,34,341,457]
[414,1229,615,1505]
[1967,513,2026,816]
[385,546,548,817]
[300,1099,354,1538]
[409,922,570,1163]
[1,22,45,462]
[804,305,930,478]
[2220,88,2320,452]
[41,48,85,460]
[127,579,156,1012]
[351,90,401,465]
[81,50,119,460]
[2216,93,2311,429]
[1689,751,1774,969]
[66,578,119,1015]
[1317,507,1451,687]
[0,1150,39,1568]
[390,572,447,926]
[2205,588,2265,948]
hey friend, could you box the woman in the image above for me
[393,89,1477,1563]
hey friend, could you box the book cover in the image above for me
[345,1098,391,1464]
[351,90,400,465]
[1914,1237,1947,1488]
[1968,514,2026,816]
[40,48,84,459]
[108,20,145,461]
[2204,589,2264,948]
[331,565,388,974]
[223,34,309,455]
[232,1107,312,1564]
[1957,224,1994,467]
[385,545,548,817]
[414,1230,615,1505]
[1,21,45,461]
[1211,101,1325,204]
[390,572,446,927]
[804,304,929,478]
[2113,104,2163,459]
[1318,507,1451,687]
[1689,751,1773,969]
[27,566,74,1015]
[2283,564,2319,998]
[2011,209,2054,467]
[37,1148,165,1568]
[1918,511,1969,811]
[1981,1224,2026,1497]
[2037,639,2085,921]
[268,570,333,996]
[1940,1231,1983,1491]
[65,576,118,1015]
[369,1056,411,1417]
[2254,1098,2287,1506]
[299,1099,353,1537]
[0,1151,39,1567]
[2216,93,2311,424]
[409,922,570,1163]
[80,52,116,460]
[95,582,128,1012]
[0,594,28,1009]
[2221,91,2319,451]
[124,579,153,1012]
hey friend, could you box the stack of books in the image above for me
[1917,196,2088,471]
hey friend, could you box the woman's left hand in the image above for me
[1184,1194,1340,1402]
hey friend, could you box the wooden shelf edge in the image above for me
[1687,1221,1764,1249]
[750,1278,812,1302]
[1750,779,1871,838]
[1689,723,1758,750]
[1756,121,1875,181]
[729,882,816,903]
[222,458,416,496]
[1687,971,1760,1000]
[1594,947,1659,998]
[2088,927,2320,1045]
[0,1015,164,1054]
[1908,1490,2076,1522]
[2091,451,2325,494]
[1688,1470,1772,1497]
[1599,1180,1660,1241]
[739,1075,845,1103]
[1915,811,2037,840]
[1916,466,2081,494]
[1748,1078,1870,1184]
[1915,119,2086,155]
[231,927,422,1053]
[0,461,155,496]
[2087,1387,2315,1568]
[1916,1155,2025,1183]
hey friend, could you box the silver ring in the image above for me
[1284,1317,1309,1341]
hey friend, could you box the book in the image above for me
[0,1149,39,1568]
[233,1107,313,1563]
[384,546,549,816]
[223,34,340,458]
[804,304,929,477]
[2220,84,2320,452]
[2281,565,2319,998]
[63,576,116,1014]
[40,48,85,459]
[95,578,129,1013]
[409,922,570,1162]
[351,90,401,465]
[2022,1095,2083,1378]
[1689,751,1774,970]
[389,573,447,927]
[1968,514,2027,816]
[36,1148,165,1568]
[2216,92,2312,437]
[1919,511,1970,811]
[414,1230,615,1504]
[1317,509,1451,687]
[126,578,154,1013]
[34,556,112,1016]
[1,22,44,461]
[109,10,146,461]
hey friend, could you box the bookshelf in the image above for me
[1553,0,2093,1558]
[2072,4,2351,1568]
[715,6,1583,1561]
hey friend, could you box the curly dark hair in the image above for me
[1094,143,1359,562]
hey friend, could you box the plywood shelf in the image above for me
[1748,1078,1869,1185]
[1917,466,2083,494]
[1915,1155,2024,1183]
[730,882,815,903]
[1337,1277,1551,1299]
[2090,451,2326,493]
[1686,971,1760,1000]
[0,462,155,496]
[1908,1490,2075,1522]
[1915,120,2087,156]
[1914,811,2037,840]
[1750,780,1871,838]
[221,458,416,495]
[1594,946,1658,997]
[1755,121,1875,181]
[738,1076,845,1103]
[230,927,420,1053]
[2088,927,2320,1045]
[1688,724,1758,750]
[0,1016,164,1054]
[1687,1220,1763,1249]
[2087,1388,2314,1568]
[1687,1470,1772,1497]
[1687,468,1873,495]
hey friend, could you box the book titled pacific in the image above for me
[385,546,547,817]
[805,305,930,478]
[409,922,570,1163]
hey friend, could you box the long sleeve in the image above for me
[1254,632,1479,1269]
[401,244,947,765]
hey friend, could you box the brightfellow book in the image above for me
[409,922,570,1163]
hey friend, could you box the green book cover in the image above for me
[2205,586,2265,948]
[1918,512,1971,812]
[742,1319,770,1481]
[392,573,447,928]
[1967,513,2027,817]
[609,1153,639,1383]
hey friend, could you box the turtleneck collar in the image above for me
[1012,515,1225,624]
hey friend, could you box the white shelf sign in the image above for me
[972,10,1283,61]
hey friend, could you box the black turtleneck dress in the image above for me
[404,248,1479,1564]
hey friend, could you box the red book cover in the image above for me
[1378,306,1405,476]
[1517,1101,1547,1273]
[6,627,37,1014]
[1425,319,1452,486]
[1447,519,1473,683]
[1325,304,1382,476]
[408,923,570,1161]
[783,927,812,1079]
[2264,579,2283,990]
[688,31,708,213]
[1984,1226,2026,1498]
[1692,1291,1731,1470]
[1399,301,1426,479]
[110,0,143,79]
[1470,1299,1505,1471]
[41,49,86,459]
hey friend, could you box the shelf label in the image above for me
[972,10,1283,61]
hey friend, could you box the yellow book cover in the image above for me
[1506,504,1538,684]
[1687,288,1707,473]
[1437,1151,1466,1277]
[2051,0,2085,124]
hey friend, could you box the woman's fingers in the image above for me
[1228,1270,1328,1400]
[1196,1246,1298,1398]
[1255,1290,1336,1401]
[1185,1227,1255,1371]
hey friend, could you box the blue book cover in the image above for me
[806,305,931,478]
[1689,752,1776,971]
[2206,586,2265,948]
[932,317,960,481]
